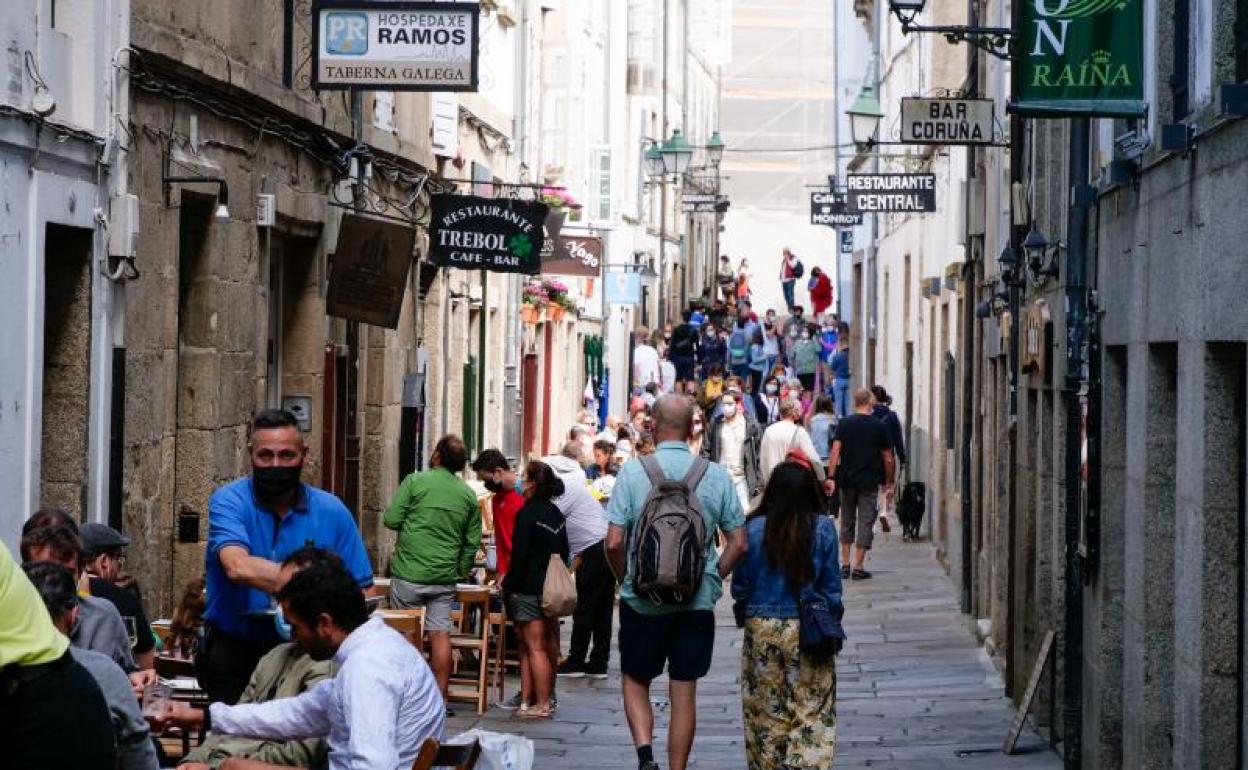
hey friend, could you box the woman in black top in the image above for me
[503,461,570,720]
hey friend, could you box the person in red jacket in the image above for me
[472,450,524,582]
[808,266,834,316]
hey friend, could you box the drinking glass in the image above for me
[141,682,172,719]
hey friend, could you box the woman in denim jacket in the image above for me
[732,460,845,770]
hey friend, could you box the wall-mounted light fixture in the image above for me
[163,174,230,220]
[1022,224,1061,284]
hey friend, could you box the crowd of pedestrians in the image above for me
[0,253,915,770]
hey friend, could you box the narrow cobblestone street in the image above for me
[448,534,1062,769]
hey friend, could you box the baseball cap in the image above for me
[80,522,130,555]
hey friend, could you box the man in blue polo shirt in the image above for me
[199,409,373,705]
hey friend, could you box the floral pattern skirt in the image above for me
[741,617,837,770]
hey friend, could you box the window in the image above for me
[1172,0,1191,119]
[592,148,612,222]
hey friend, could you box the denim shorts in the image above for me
[389,579,455,632]
[506,592,544,623]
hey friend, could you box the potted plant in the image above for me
[543,278,570,321]
[521,281,547,324]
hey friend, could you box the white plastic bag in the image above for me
[445,729,535,770]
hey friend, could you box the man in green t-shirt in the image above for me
[383,435,481,704]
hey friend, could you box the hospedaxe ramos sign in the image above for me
[313,1,480,91]
[1012,0,1145,117]
[428,194,549,275]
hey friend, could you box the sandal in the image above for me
[517,704,552,720]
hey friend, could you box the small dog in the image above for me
[896,482,927,542]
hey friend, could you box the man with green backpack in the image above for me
[605,396,748,770]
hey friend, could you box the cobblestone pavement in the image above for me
[447,535,1062,769]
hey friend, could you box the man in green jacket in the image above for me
[383,434,482,703]
[178,642,333,770]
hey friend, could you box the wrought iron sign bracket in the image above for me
[899,22,1014,60]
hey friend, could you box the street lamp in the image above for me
[661,129,694,176]
[644,141,666,178]
[1023,224,1062,283]
[886,0,1012,58]
[847,82,885,146]
[998,244,1021,287]
[889,0,926,25]
[704,131,726,167]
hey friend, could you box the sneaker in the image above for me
[851,568,873,580]
[557,660,587,678]
[840,565,851,580]
[495,693,525,711]
[585,662,609,680]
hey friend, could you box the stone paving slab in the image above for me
[446,536,1061,769]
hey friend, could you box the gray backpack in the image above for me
[632,456,711,605]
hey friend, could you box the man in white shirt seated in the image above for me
[206,562,445,770]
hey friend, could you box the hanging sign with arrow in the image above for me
[809,191,863,227]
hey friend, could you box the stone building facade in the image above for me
[858,0,1248,762]
[0,0,129,548]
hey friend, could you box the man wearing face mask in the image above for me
[201,409,374,706]
[701,389,763,511]
[471,450,523,583]
[781,306,806,366]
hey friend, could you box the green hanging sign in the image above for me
[1012,0,1146,117]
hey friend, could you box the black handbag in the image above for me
[797,528,846,658]
[798,589,845,659]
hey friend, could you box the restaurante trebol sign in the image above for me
[1012,0,1145,117]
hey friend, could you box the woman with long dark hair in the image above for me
[503,461,570,720]
[732,460,844,769]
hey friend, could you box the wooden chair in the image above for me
[380,608,425,652]
[410,737,481,770]
[447,589,492,714]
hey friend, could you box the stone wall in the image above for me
[1095,111,1248,769]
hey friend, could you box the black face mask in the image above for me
[253,465,303,503]
[483,479,504,493]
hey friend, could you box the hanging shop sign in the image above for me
[605,271,643,305]
[901,98,995,145]
[428,194,548,274]
[541,235,604,278]
[681,194,727,214]
[1012,0,1145,117]
[326,213,417,329]
[846,174,937,213]
[809,191,864,227]
[312,1,480,91]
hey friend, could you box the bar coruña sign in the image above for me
[428,194,549,275]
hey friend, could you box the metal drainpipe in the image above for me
[1005,115,1026,700]
[959,0,980,615]
[477,270,486,452]
[1061,115,1091,770]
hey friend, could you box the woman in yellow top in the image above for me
[0,540,116,769]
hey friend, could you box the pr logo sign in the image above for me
[325,12,368,55]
